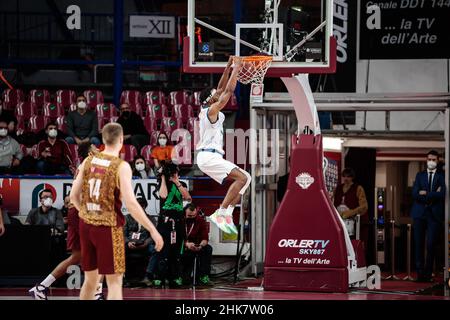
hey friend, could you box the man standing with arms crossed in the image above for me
[70,123,163,300]
[196,57,251,235]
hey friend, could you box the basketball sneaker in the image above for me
[223,214,238,235]
[208,209,233,234]
[28,284,48,300]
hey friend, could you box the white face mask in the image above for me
[427,160,437,170]
[135,163,145,171]
[159,138,167,146]
[77,101,87,109]
[42,198,53,207]
[48,129,58,138]
[0,129,7,137]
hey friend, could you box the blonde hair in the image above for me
[102,123,123,146]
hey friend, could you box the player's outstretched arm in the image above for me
[208,57,242,121]
[215,56,234,95]
[70,160,87,212]
[119,162,163,251]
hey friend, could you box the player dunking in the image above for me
[70,123,163,300]
[196,56,251,234]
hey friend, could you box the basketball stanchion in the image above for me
[403,224,414,281]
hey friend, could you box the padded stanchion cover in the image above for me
[264,134,348,292]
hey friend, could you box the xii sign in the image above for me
[129,15,175,38]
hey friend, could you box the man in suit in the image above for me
[411,150,445,282]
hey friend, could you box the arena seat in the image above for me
[191,104,201,117]
[56,89,76,111]
[144,90,166,105]
[169,90,191,105]
[96,103,118,118]
[193,91,202,106]
[16,102,38,118]
[143,116,157,133]
[173,104,194,123]
[16,116,26,135]
[56,116,67,133]
[43,102,64,119]
[129,103,143,117]
[29,116,46,133]
[2,88,25,110]
[186,117,197,136]
[161,117,183,137]
[147,104,169,120]
[123,144,138,162]
[67,144,81,167]
[83,90,104,109]
[120,90,143,106]
[29,89,51,110]
[140,145,155,167]
[149,130,160,147]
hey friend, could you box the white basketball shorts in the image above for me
[197,151,238,184]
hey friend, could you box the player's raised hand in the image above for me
[227,55,234,67]
[152,231,164,252]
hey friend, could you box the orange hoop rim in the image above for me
[234,55,273,62]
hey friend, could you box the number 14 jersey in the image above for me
[79,152,125,227]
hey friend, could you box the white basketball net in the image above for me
[234,56,273,85]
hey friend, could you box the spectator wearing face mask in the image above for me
[0,117,23,175]
[117,103,149,153]
[36,122,74,175]
[65,95,101,146]
[0,103,18,139]
[25,189,65,234]
[151,132,174,172]
[132,155,154,179]
[411,150,446,282]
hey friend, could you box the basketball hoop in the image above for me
[233,55,273,85]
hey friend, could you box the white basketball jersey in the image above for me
[196,107,225,154]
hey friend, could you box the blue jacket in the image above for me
[410,170,445,221]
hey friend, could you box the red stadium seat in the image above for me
[147,104,169,120]
[169,90,191,105]
[140,145,155,167]
[143,116,157,133]
[83,90,104,109]
[29,116,46,133]
[29,89,51,109]
[16,102,38,118]
[173,104,194,123]
[56,89,76,111]
[120,90,142,106]
[68,144,82,167]
[43,102,65,119]
[193,91,202,106]
[144,91,166,105]
[2,89,25,110]
[123,144,138,163]
[161,116,183,137]
[186,117,198,136]
[109,116,119,123]
[149,130,160,147]
[30,144,39,159]
[96,103,118,118]
[56,116,67,133]
[191,104,201,117]
[129,103,143,117]
[16,116,26,135]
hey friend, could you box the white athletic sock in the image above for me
[225,206,234,217]
[40,274,56,288]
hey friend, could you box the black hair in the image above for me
[45,122,57,131]
[39,188,53,199]
[77,141,93,160]
[184,203,197,212]
[341,168,355,178]
[427,150,440,158]
[162,161,179,180]
[199,87,214,105]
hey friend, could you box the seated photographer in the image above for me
[123,196,156,282]
[153,162,191,288]
[182,203,213,286]
[25,189,64,234]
